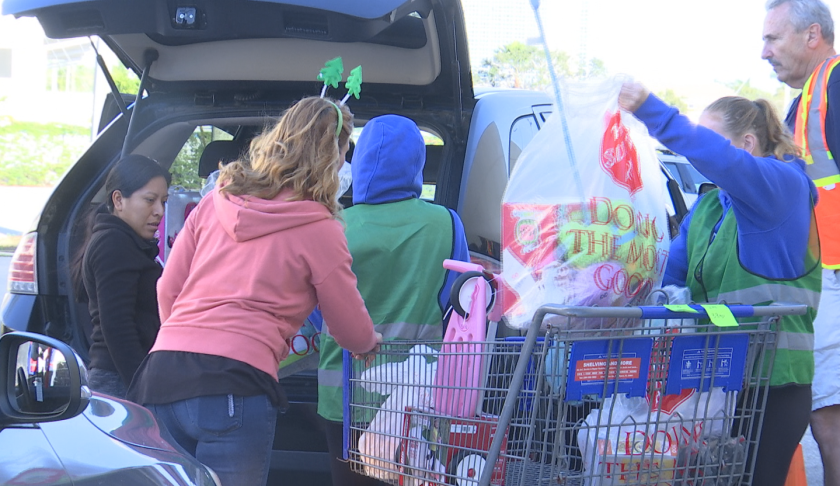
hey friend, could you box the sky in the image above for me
[6,0,840,113]
[462,0,840,101]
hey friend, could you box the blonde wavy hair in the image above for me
[218,96,353,216]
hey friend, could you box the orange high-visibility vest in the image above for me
[795,56,840,268]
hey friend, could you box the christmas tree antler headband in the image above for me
[317,57,363,106]
[317,57,363,137]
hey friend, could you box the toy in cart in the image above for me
[398,407,508,486]
[346,259,507,485]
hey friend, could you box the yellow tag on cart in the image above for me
[664,305,699,314]
[700,304,738,327]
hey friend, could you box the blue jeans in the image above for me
[147,394,277,486]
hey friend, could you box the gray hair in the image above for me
[767,0,835,45]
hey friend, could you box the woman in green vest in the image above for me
[619,82,821,486]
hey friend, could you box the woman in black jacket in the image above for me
[74,155,170,398]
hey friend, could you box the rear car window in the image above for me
[509,114,539,172]
[176,126,235,189]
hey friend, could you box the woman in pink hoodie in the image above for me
[128,97,381,486]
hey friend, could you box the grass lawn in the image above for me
[0,234,20,253]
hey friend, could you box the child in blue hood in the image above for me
[317,114,469,486]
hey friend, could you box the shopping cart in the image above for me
[343,303,805,486]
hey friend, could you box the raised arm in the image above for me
[620,84,811,232]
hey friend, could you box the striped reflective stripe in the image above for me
[798,57,840,182]
[323,320,442,341]
[716,284,821,310]
[318,368,345,387]
[813,174,840,187]
[777,331,814,352]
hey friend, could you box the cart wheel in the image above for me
[448,451,487,485]
[450,271,496,318]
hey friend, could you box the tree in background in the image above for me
[170,126,234,190]
[110,64,141,94]
[0,120,89,185]
[475,41,607,90]
[726,79,794,117]
[656,89,689,113]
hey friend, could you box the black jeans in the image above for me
[324,419,390,486]
[737,383,811,486]
[88,368,127,399]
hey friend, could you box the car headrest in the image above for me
[198,140,245,178]
[424,145,443,184]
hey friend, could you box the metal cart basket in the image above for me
[343,304,806,486]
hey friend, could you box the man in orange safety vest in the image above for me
[764,1,840,485]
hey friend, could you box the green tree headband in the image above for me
[317,56,363,105]
[326,100,343,138]
[318,57,362,138]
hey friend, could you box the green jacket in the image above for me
[685,191,821,386]
[317,199,467,421]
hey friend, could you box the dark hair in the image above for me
[71,155,171,301]
[704,96,801,160]
[767,0,834,45]
[103,155,172,211]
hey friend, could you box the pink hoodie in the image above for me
[152,188,377,378]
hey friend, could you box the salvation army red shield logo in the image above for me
[600,111,643,195]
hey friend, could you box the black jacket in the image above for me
[83,207,162,386]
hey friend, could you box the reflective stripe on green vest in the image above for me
[317,199,456,422]
[686,191,821,386]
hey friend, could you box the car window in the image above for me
[509,114,539,172]
[663,162,686,191]
[421,131,444,201]
[175,126,235,190]
[681,163,710,193]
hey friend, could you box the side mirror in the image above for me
[698,182,718,195]
[0,332,90,426]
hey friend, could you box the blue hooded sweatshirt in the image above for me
[349,114,469,309]
[633,95,818,284]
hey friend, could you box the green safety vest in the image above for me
[317,199,457,422]
[685,190,821,386]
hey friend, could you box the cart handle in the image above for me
[527,304,808,321]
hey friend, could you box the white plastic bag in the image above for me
[576,389,734,486]
[644,285,696,332]
[356,345,438,482]
[338,161,353,200]
[501,77,670,330]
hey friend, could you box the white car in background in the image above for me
[658,148,714,208]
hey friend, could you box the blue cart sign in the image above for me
[566,338,653,400]
[665,334,750,395]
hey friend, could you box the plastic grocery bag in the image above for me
[356,345,438,482]
[501,77,670,330]
[576,390,737,486]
